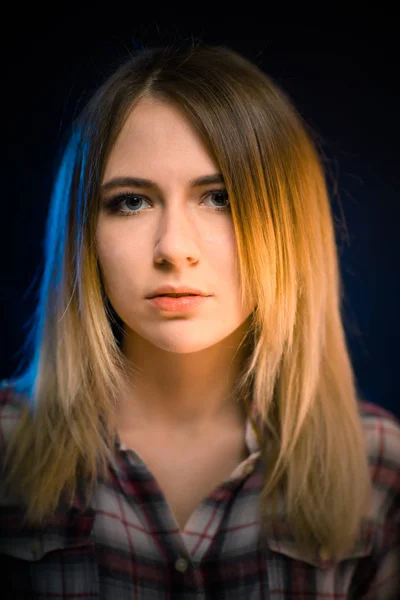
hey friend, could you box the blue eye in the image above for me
[105,194,150,216]
[203,190,230,211]
[103,190,231,217]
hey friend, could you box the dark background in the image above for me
[1,21,399,418]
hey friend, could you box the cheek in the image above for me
[96,225,142,270]
[96,232,131,297]
[210,231,239,273]
[205,224,237,253]
[95,222,237,280]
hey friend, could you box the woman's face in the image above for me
[96,97,255,355]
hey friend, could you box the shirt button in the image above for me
[31,539,41,560]
[319,547,331,561]
[175,557,188,573]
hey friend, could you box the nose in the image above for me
[153,203,200,266]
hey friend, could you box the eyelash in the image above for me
[103,190,231,217]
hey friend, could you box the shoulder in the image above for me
[0,381,29,509]
[358,400,400,531]
[0,381,25,455]
[358,399,400,472]
[353,401,400,596]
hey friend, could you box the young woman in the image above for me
[1,42,399,599]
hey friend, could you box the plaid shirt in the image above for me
[0,383,399,599]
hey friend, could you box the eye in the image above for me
[202,190,231,211]
[102,189,231,217]
[103,193,151,216]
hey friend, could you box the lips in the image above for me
[156,293,198,297]
[146,286,209,299]
[148,294,209,312]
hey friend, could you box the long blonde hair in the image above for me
[1,42,372,563]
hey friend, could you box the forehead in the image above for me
[102,98,219,186]
[119,97,192,139]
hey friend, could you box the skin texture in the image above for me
[96,97,256,442]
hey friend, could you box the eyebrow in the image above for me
[101,173,225,192]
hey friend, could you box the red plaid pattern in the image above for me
[0,384,399,599]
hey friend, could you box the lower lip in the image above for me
[148,295,209,311]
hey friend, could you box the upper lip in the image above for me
[146,285,211,299]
